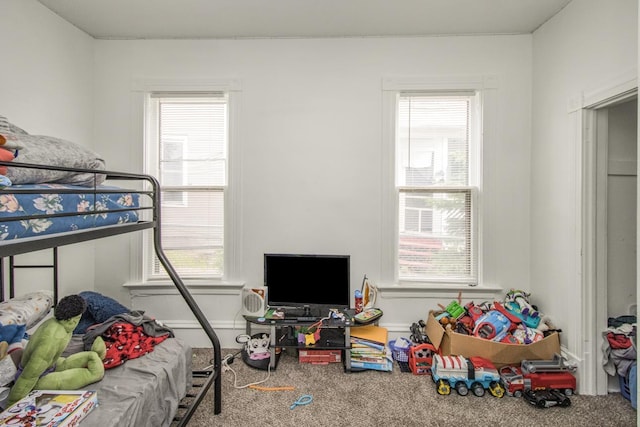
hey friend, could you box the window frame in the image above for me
[133,79,243,285]
[381,75,496,289]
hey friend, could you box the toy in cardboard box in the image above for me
[426,289,562,368]
[425,311,561,369]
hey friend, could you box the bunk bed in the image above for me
[0,160,222,426]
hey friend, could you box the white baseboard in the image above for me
[165,320,411,349]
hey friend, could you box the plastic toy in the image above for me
[360,275,378,309]
[511,324,543,344]
[500,353,576,397]
[472,310,511,342]
[504,289,541,328]
[435,300,466,321]
[523,389,571,408]
[410,320,428,344]
[408,343,436,375]
[354,308,383,324]
[521,353,576,374]
[465,301,485,322]
[297,328,321,345]
[500,366,576,398]
[431,354,505,398]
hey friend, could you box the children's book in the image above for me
[350,324,388,346]
[0,389,98,427]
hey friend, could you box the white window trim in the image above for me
[129,78,243,287]
[380,75,498,291]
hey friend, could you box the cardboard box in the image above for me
[425,311,561,368]
[299,349,342,365]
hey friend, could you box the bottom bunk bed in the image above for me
[0,288,215,427]
[76,337,193,426]
[0,163,223,424]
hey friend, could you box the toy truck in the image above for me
[431,354,505,398]
[500,354,577,397]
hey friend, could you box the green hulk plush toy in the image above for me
[7,294,106,405]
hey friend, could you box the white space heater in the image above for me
[241,286,267,317]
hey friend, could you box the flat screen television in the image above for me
[264,253,350,314]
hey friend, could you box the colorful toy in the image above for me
[504,289,541,328]
[500,365,576,398]
[511,325,543,344]
[360,275,378,309]
[431,354,505,397]
[296,323,321,346]
[500,353,576,398]
[436,297,466,322]
[465,301,485,322]
[472,310,511,342]
[408,343,436,375]
[353,308,383,324]
[7,295,106,405]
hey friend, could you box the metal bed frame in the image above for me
[0,161,222,424]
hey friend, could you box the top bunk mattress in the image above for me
[0,184,141,241]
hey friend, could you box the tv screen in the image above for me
[264,253,350,310]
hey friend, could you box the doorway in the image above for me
[590,93,637,395]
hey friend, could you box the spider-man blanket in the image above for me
[102,322,170,369]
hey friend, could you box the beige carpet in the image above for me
[181,348,636,427]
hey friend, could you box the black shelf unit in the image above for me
[244,314,356,371]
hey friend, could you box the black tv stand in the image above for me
[244,310,361,371]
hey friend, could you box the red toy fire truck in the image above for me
[500,353,577,397]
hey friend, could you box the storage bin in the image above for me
[619,372,631,400]
[619,362,637,409]
[389,338,412,362]
[631,364,637,409]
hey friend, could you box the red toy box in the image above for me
[298,349,342,365]
[408,343,436,375]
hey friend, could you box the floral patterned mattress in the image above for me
[0,184,140,240]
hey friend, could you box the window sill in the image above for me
[376,282,503,299]
[123,279,245,295]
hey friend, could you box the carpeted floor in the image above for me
[179,348,637,427]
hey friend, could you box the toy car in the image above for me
[523,389,571,408]
[431,355,505,398]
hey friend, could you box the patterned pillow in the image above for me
[0,116,106,186]
[0,291,54,329]
[2,133,106,186]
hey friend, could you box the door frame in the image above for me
[574,71,637,395]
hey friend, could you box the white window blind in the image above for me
[396,93,477,283]
[147,93,228,278]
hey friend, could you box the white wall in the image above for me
[91,36,533,346]
[531,0,638,390]
[0,0,96,297]
[607,100,637,319]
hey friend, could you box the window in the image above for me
[145,93,228,279]
[383,84,482,286]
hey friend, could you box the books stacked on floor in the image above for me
[0,389,98,426]
[350,324,393,372]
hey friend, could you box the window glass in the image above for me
[396,93,476,283]
[148,94,228,278]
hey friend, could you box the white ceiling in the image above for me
[37,0,572,40]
